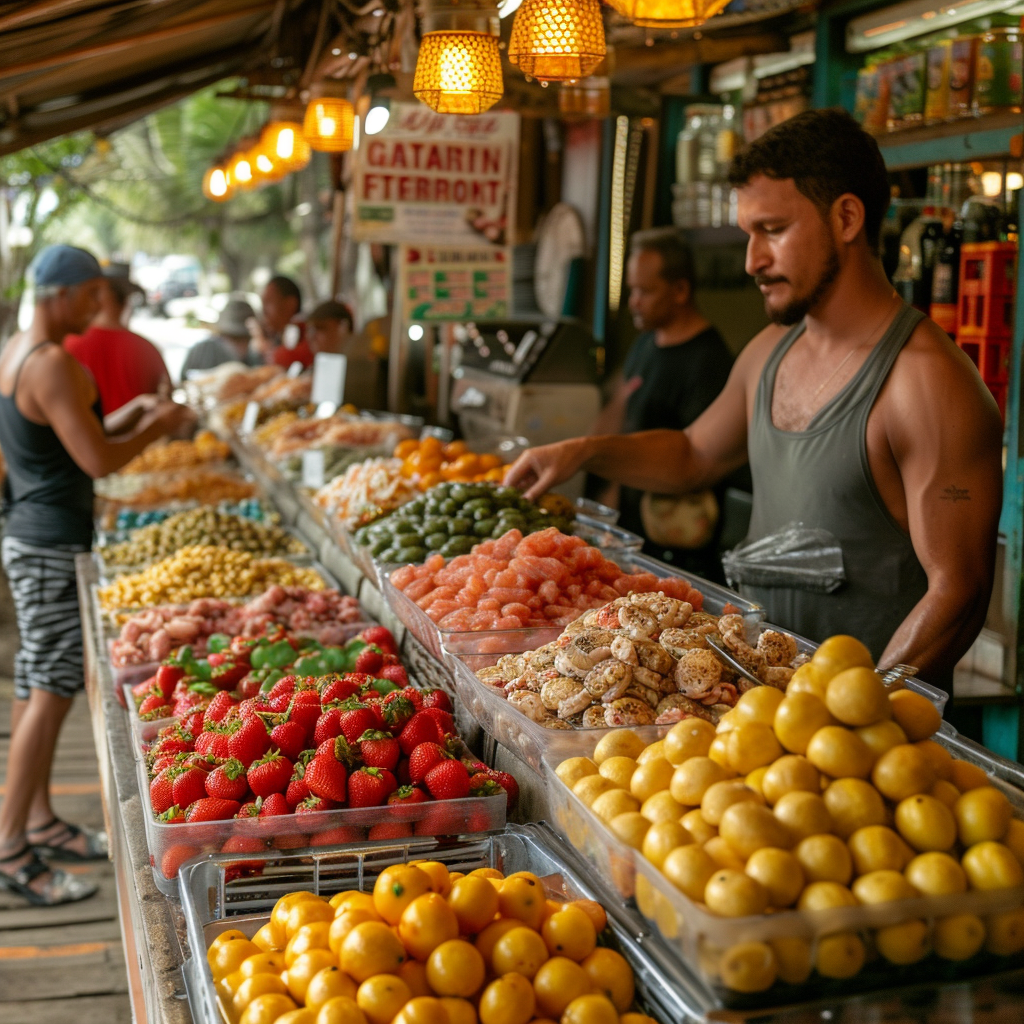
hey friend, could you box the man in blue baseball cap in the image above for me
[0,245,193,906]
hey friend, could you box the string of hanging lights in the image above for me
[200,0,731,201]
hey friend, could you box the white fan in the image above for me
[534,202,586,318]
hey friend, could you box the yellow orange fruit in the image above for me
[761,755,821,806]
[426,940,485,998]
[847,825,914,875]
[661,844,718,902]
[374,866,433,925]
[811,635,874,684]
[719,801,794,858]
[447,875,500,935]
[904,851,967,896]
[532,957,591,1019]
[772,791,834,841]
[894,794,958,853]
[478,973,535,1024]
[744,847,804,908]
[855,719,908,760]
[670,758,735,807]
[823,778,887,839]
[718,941,777,993]
[825,667,890,727]
[556,758,599,790]
[399,893,460,962]
[498,876,546,930]
[851,869,919,905]
[806,726,875,780]
[773,692,834,755]
[700,780,764,826]
[704,869,770,917]
[340,922,407,983]
[541,905,597,961]
[954,786,1014,846]
[933,914,986,961]
[594,731,646,764]
[961,841,1024,890]
[580,948,634,1012]
[871,745,936,802]
[664,719,717,765]
[727,723,784,775]
[888,689,942,741]
[814,933,865,979]
[491,926,549,979]
[560,994,619,1024]
[875,919,929,965]
[795,834,852,885]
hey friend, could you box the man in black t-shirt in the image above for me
[592,228,736,579]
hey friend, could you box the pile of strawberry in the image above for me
[142,625,518,838]
[131,625,410,725]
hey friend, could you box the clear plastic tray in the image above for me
[575,497,621,524]
[178,824,699,1024]
[572,513,645,552]
[135,751,506,897]
[383,550,764,661]
[543,725,1024,1010]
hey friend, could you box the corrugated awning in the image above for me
[0,0,310,155]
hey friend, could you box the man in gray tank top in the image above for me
[506,110,1002,692]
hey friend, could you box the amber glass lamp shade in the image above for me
[508,0,606,83]
[413,30,504,114]
[261,121,312,172]
[202,165,231,201]
[227,150,255,191]
[303,95,355,152]
[606,0,730,28]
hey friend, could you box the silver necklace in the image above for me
[809,292,899,402]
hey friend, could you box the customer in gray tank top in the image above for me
[506,110,1002,691]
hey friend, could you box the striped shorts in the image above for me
[1,537,88,700]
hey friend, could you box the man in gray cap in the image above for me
[0,245,192,906]
[180,296,258,378]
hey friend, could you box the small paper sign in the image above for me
[302,449,326,489]
[315,401,337,419]
[312,352,347,407]
[287,360,305,378]
[241,401,260,434]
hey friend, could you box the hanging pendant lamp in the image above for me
[303,82,356,152]
[508,0,606,83]
[202,164,231,202]
[605,0,730,28]
[261,107,312,173]
[414,2,504,114]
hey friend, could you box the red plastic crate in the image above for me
[960,241,1017,296]
[958,291,1014,337]
[957,334,1012,384]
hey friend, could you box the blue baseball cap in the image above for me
[32,245,104,287]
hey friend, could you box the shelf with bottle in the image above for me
[854,11,1024,168]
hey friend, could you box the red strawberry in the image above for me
[310,826,363,846]
[381,693,418,734]
[205,691,237,723]
[414,803,467,837]
[196,722,235,759]
[247,750,293,797]
[368,821,413,840]
[151,724,193,758]
[182,708,208,737]
[285,751,315,807]
[270,720,307,761]
[288,693,322,736]
[362,692,388,731]
[296,794,337,814]
[337,701,377,744]
[221,835,266,880]
[313,708,344,747]
[154,663,184,697]
[158,804,186,824]
[387,785,429,807]
[133,676,159,699]
[378,664,409,689]
[305,740,350,803]
[319,677,361,704]
[239,698,273,721]
[354,646,384,675]
[138,693,171,717]
[485,769,520,812]
[424,760,470,800]
[205,758,250,801]
[348,767,397,808]
[408,742,449,785]
[399,713,443,756]
[160,843,198,879]
[150,767,179,814]
[359,626,397,654]
[186,797,241,822]
[258,792,290,817]
[468,776,505,801]
[267,675,298,704]
[172,766,209,809]
[421,708,455,739]
[235,800,260,819]
[419,688,452,713]
[228,716,271,766]
[358,730,400,771]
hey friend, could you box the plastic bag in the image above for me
[722,522,846,594]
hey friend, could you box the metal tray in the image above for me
[178,823,702,1024]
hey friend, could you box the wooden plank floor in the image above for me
[0,576,132,1024]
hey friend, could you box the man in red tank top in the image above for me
[64,264,170,415]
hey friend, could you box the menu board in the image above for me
[400,245,511,322]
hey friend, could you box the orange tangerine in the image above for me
[374,865,433,925]
[399,893,460,961]
[448,875,500,934]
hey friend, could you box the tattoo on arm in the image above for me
[940,485,971,503]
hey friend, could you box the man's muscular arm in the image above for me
[505,328,777,501]
[879,333,1003,682]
